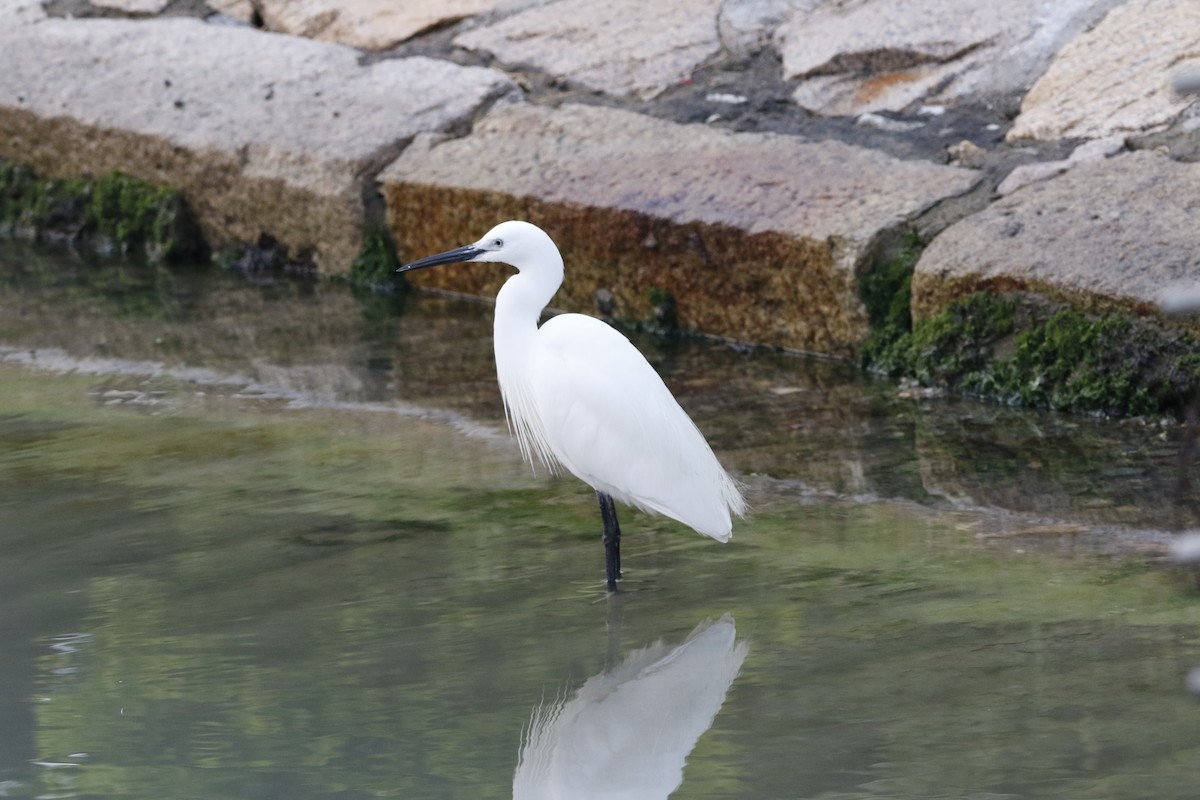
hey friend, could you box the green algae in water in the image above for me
[2,365,1199,799]
[0,161,207,263]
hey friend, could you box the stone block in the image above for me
[453,0,724,99]
[775,0,1123,116]
[381,103,978,355]
[1008,0,1200,140]
[254,0,507,51]
[0,18,516,270]
[913,151,1200,321]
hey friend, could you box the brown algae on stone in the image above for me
[387,185,856,354]
[381,103,979,356]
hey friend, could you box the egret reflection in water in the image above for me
[513,615,748,800]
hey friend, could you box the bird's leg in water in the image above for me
[597,491,622,592]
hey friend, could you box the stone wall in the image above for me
[1,0,1198,409]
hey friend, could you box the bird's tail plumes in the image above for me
[718,469,748,539]
[631,458,744,543]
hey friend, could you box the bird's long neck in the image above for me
[493,258,562,359]
[493,261,563,469]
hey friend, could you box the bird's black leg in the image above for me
[596,491,622,592]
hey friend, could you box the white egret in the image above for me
[398,221,745,591]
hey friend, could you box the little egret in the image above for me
[398,221,745,591]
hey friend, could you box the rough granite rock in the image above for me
[1007,0,1200,141]
[381,102,979,355]
[91,0,170,13]
[718,0,815,58]
[995,135,1126,195]
[254,0,506,51]
[0,17,516,270]
[204,0,253,23]
[0,0,46,23]
[776,0,1123,116]
[912,151,1200,322]
[453,0,725,99]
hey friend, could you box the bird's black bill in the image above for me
[397,244,483,274]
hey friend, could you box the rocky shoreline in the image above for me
[1,0,1198,415]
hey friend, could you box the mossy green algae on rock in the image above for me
[868,289,1200,417]
[858,230,922,369]
[348,226,403,290]
[0,160,207,263]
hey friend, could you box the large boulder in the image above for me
[204,0,254,22]
[0,17,516,270]
[0,0,45,23]
[775,0,1123,116]
[91,0,170,13]
[252,0,508,51]
[453,0,725,99]
[381,102,979,356]
[912,150,1200,321]
[1008,0,1200,141]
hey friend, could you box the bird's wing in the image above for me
[529,314,742,540]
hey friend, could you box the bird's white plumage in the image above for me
[529,313,742,539]
[411,220,745,542]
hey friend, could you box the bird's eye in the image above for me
[492,238,503,248]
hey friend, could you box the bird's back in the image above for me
[524,313,744,541]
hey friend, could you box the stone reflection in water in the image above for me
[513,615,748,800]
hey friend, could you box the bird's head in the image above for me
[398,221,562,280]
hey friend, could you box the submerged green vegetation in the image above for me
[861,237,1200,417]
[0,160,207,262]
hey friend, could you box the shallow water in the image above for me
[0,243,1198,799]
